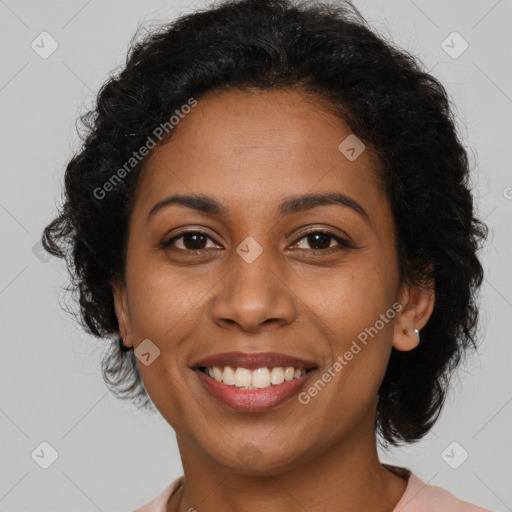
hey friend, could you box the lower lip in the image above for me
[194,368,316,412]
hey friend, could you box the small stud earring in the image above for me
[402,328,421,343]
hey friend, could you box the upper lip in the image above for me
[192,351,318,370]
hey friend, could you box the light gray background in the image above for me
[0,0,511,510]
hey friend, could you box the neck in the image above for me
[168,404,408,512]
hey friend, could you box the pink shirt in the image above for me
[133,467,494,512]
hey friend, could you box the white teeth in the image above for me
[270,367,285,385]
[213,366,223,382]
[252,367,271,388]
[234,367,252,387]
[204,365,309,389]
[284,367,295,381]
[222,366,235,385]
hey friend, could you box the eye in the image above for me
[290,229,354,253]
[160,228,355,254]
[160,230,221,252]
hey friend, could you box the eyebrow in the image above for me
[146,192,370,224]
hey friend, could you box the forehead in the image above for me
[135,88,386,220]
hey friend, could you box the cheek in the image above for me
[303,264,396,389]
[124,248,204,341]
[298,276,395,437]
[135,363,198,439]
[124,253,199,422]
[302,262,394,336]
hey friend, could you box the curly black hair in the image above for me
[43,0,488,446]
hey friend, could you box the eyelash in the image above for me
[160,228,355,255]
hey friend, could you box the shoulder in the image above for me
[133,476,184,512]
[394,472,495,512]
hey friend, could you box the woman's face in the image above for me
[114,88,431,473]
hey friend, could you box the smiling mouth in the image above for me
[197,365,317,390]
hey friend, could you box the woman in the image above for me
[43,0,492,510]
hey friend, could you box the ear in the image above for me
[393,271,435,352]
[111,279,133,348]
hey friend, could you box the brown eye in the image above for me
[161,231,220,252]
[160,228,354,255]
[292,230,354,252]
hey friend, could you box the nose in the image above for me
[210,247,297,333]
